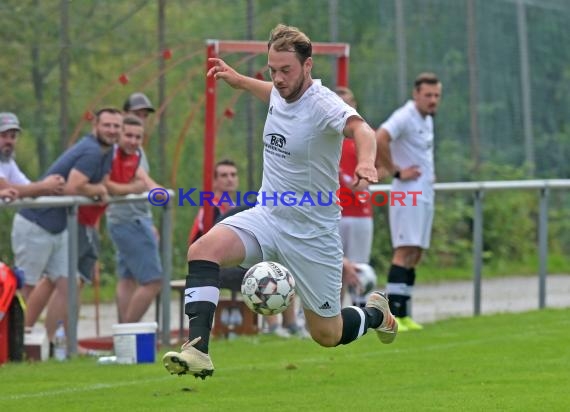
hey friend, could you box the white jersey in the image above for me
[258,80,359,238]
[380,100,435,202]
[0,158,30,185]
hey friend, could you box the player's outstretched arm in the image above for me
[207,58,273,104]
[375,127,396,178]
[345,117,378,184]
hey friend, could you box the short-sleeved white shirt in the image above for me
[380,100,435,202]
[258,80,359,237]
[0,158,30,185]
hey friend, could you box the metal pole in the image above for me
[472,190,484,316]
[538,187,549,308]
[59,0,70,151]
[160,201,173,345]
[246,0,255,192]
[157,0,168,183]
[467,0,481,172]
[329,0,339,82]
[66,205,79,355]
[395,0,407,103]
[517,0,535,176]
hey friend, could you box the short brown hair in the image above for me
[268,24,312,64]
[123,114,144,128]
[414,73,440,90]
[214,159,237,178]
[95,107,122,122]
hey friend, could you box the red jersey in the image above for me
[338,138,373,218]
[78,147,140,226]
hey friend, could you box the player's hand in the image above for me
[400,165,421,181]
[207,58,242,89]
[354,162,378,186]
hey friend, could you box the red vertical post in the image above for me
[203,42,217,232]
[336,54,349,87]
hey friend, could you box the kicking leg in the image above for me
[162,225,245,379]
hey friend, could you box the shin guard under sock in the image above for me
[185,260,220,353]
[337,306,383,345]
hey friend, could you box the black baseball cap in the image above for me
[123,92,155,112]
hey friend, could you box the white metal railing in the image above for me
[369,179,570,315]
[0,191,174,353]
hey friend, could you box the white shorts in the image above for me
[220,206,343,317]
[11,214,69,286]
[339,216,373,263]
[389,200,434,249]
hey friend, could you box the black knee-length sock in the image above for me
[336,305,384,345]
[185,260,220,354]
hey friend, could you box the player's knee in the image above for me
[309,328,340,347]
[187,236,213,260]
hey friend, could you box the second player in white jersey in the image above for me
[375,72,442,332]
[381,100,436,202]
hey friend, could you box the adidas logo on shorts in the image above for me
[319,301,331,310]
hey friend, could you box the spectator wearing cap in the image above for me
[123,92,155,121]
[0,112,65,200]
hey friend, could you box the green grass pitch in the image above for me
[1,309,569,411]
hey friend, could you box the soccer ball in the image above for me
[352,263,377,295]
[241,261,296,315]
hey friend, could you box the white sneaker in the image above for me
[162,337,214,379]
[365,292,398,344]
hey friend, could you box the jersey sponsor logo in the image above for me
[267,133,287,149]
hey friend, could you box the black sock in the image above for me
[409,267,416,286]
[337,306,383,345]
[185,260,221,354]
[363,306,383,329]
[406,267,416,317]
[387,264,409,317]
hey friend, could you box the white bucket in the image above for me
[111,322,157,364]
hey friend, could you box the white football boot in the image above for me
[365,291,398,344]
[162,337,214,379]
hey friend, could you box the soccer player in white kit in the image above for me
[375,73,442,332]
[163,24,398,379]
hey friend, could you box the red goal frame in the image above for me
[202,39,350,231]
